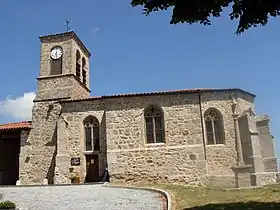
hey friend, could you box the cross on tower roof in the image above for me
[65,20,70,32]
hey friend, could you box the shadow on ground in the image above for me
[183,201,280,210]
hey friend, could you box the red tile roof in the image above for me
[60,88,255,103]
[0,121,32,131]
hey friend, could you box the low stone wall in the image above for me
[252,172,280,186]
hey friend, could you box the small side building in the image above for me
[0,121,31,185]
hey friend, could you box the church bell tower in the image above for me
[35,31,91,101]
[19,31,91,185]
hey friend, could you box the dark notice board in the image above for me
[71,157,80,166]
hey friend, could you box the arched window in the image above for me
[144,105,165,144]
[204,108,225,145]
[76,50,81,80]
[82,57,87,85]
[84,116,100,151]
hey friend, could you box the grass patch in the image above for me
[110,182,280,210]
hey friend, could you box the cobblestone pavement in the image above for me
[0,184,163,210]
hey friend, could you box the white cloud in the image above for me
[0,92,36,121]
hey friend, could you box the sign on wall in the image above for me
[71,157,81,166]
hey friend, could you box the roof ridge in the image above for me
[0,121,32,131]
[59,88,255,103]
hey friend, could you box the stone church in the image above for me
[0,31,278,188]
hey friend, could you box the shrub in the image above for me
[71,175,80,184]
[0,200,16,209]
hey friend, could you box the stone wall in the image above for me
[238,113,279,186]
[104,93,206,185]
[252,172,280,186]
[19,102,61,185]
[256,116,278,172]
[105,93,203,149]
[51,90,258,187]
[200,92,254,178]
[238,115,253,166]
[54,100,106,183]
[105,91,255,186]
[256,116,274,157]
[35,75,89,101]
[109,145,206,185]
[39,38,73,77]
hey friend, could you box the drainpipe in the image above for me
[198,91,207,160]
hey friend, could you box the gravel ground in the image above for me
[0,184,163,210]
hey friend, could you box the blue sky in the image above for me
[0,1,279,158]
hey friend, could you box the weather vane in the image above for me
[65,20,70,32]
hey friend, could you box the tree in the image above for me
[131,0,280,34]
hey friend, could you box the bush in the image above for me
[0,200,16,209]
[71,175,80,184]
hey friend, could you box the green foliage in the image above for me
[0,200,16,209]
[70,175,80,184]
[131,0,280,34]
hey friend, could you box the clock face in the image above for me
[50,46,63,60]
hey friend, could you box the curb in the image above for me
[102,183,172,210]
[0,182,104,188]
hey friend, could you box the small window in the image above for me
[204,108,225,145]
[144,105,165,144]
[83,116,100,151]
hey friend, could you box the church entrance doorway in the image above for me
[85,155,99,183]
[0,131,21,185]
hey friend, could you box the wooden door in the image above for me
[85,155,99,182]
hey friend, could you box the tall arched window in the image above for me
[82,57,86,85]
[84,116,100,151]
[76,50,81,80]
[204,108,225,145]
[144,105,165,144]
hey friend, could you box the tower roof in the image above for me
[39,31,91,57]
